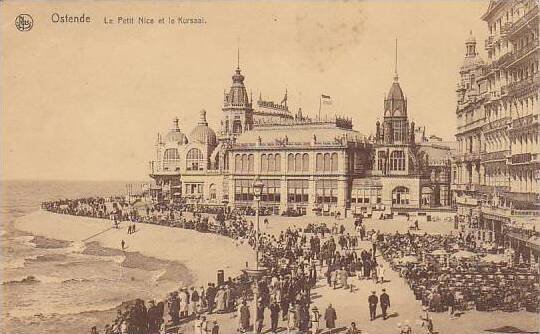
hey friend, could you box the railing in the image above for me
[500,22,513,38]
[510,153,533,164]
[481,150,510,162]
[455,196,478,206]
[507,72,540,96]
[451,183,478,192]
[512,39,539,62]
[485,36,494,50]
[511,114,538,130]
[482,205,512,217]
[477,184,510,194]
[510,6,539,36]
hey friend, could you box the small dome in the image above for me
[164,118,187,144]
[189,110,217,146]
[461,55,484,70]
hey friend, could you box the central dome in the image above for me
[189,110,217,146]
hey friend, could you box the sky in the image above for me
[1,0,489,181]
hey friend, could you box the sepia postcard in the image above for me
[1,1,539,333]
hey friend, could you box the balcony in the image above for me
[511,114,539,131]
[482,205,512,218]
[511,40,539,64]
[462,151,482,161]
[510,153,533,164]
[455,195,478,206]
[485,36,494,50]
[500,22,513,39]
[507,72,540,97]
[509,6,539,36]
[481,150,510,162]
[451,183,478,192]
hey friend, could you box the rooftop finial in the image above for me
[237,37,240,70]
[394,37,399,81]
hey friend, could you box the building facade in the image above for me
[149,57,453,216]
[453,0,539,262]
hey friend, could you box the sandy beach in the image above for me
[15,210,255,286]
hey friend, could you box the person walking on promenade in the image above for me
[121,239,125,250]
[238,300,250,333]
[368,291,378,321]
[371,231,378,255]
[310,306,321,334]
[287,305,298,334]
[269,300,280,333]
[377,264,386,284]
[256,300,264,334]
[324,303,337,329]
[380,289,390,320]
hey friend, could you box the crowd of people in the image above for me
[42,196,539,334]
[43,197,392,334]
[378,231,540,316]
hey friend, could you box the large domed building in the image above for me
[149,54,453,215]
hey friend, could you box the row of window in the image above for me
[163,148,205,171]
[377,150,406,171]
[351,188,382,204]
[234,152,340,173]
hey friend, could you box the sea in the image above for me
[1,180,192,334]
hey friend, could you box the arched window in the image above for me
[186,148,204,171]
[323,153,331,171]
[316,153,323,172]
[275,154,281,172]
[163,148,180,171]
[248,154,254,172]
[331,153,338,172]
[261,154,268,172]
[392,186,410,205]
[295,153,302,172]
[164,148,180,161]
[235,154,241,172]
[268,154,275,172]
[241,154,248,172]
[233,120,242,134]
[209,184,217,200]
[288,153,294,172]
[302,153,309,172]
[389,150,405,171]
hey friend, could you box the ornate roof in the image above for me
[384,75,407,118]
[189,110,217,146]
[235,122,364,145]
[164,118,187,144]
[224,67,251,108]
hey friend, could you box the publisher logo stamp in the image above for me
[15,14,33,32]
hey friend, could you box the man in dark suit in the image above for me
[368,291,378,321]
[380,289,391,320]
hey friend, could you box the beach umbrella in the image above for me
[451,250,477,260]
[399,255,418,264]
[431,249,448,256]
[482,254,506,263]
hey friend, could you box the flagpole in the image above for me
[318,95,322,121]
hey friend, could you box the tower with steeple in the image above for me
[374,39,415,176]
[221,50,254,137]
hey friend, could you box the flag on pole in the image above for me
[321,94,332,105]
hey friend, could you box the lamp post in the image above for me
[250,175,264,330]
